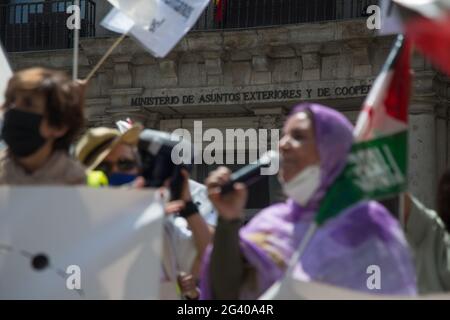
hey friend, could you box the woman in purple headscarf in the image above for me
[201,103,417,299]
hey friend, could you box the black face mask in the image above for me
[1,108,46,158]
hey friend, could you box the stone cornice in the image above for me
[409,100,439,114]
[85,98,110,106]
[75,19,380,59]
[109,88,144,96]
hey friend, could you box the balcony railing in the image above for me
[0,0,95,52]
[193,0,378,30]
[0,0,377,52]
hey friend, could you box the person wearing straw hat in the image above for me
[76,124,216,300]
[76,124,143,186]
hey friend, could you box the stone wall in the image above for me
[7,19,450,208]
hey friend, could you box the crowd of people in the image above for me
[0,67,449,299]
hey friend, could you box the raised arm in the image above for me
[206,166,248,299]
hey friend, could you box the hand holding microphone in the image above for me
[206,151,279,221]
[206,166,248,221]
[220,150,280,195]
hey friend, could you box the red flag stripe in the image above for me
[406,14,450,76]
[384,37,412,123]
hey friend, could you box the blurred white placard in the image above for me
[0,187,164,299]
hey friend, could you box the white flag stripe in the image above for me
[354,70,393,139]
[354,64,407,141]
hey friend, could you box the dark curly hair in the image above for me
[3,67,85,151]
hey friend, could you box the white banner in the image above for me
[0,42,12,107]
[260,275,450,300]
[103,0,210,57]
[0,187,164,299]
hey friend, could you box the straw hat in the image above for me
[75,124,143,171]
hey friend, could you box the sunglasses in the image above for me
[96,158,138,175]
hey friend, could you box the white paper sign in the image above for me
[107,0,159,29]
[103,0,210,57]
[0,187,164,299]
[0,42,12,107]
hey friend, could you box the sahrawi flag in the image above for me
[102,0,210,58]
[315,34,412,226]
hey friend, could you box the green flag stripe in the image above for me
[315,131,408,226]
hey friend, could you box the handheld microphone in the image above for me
[220,150,280,195]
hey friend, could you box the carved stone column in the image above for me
[409,102,437,208]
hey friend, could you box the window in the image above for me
[51,0,86,19]
[1,0,95,51]
[9,0,43,24]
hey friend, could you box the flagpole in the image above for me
[84,33,127,82]
[285,223,317,275]
[399,193,406,227]
[258,223,317,300]
[73,0,80,81]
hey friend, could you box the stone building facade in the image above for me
[5,0,450,211]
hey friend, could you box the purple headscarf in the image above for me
[200,103,417,299]
[287,103,354,216]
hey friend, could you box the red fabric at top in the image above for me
[406,14,450,77]
[214,0,226,23]
[384,37,412,123]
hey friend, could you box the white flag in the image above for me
[102,6,135,34]
[0,42,12,107]
[102,0,210,57]
[0,187,164,299]
[107,0,159,29]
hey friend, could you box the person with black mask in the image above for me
[0,68,86,185]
